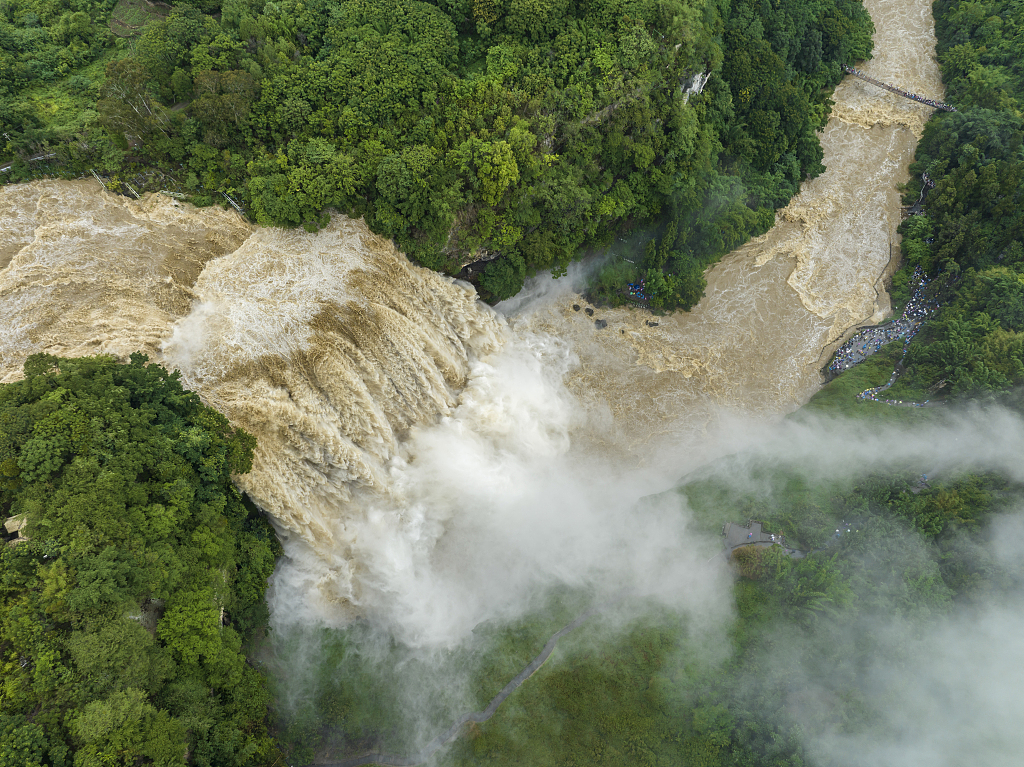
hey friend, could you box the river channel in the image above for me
[0,0,944,634]
[513,0,944,452]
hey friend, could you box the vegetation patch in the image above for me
[108,0,169,38]
[0,354,283,767]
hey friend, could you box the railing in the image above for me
[844,66,956,112]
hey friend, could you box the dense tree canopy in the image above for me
[887,0,1024,400]
[1,0,873,302]
[0,354,282,767]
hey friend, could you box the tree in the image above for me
[0,716,47,767]
[192,70,259,131]
[0,354,282,767]
[97,59,169,139]
[480,251,526,301]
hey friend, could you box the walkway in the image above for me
[827,266,940,377]
[824,267,945,407]
[843,66,956,111]
[0,152,56,173]
[315,609,603,767]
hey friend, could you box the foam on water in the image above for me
[0,0,942,643]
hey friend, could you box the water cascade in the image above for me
[0,183,512,626]
[0,0,942,640]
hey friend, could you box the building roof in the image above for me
[722,520,777,551]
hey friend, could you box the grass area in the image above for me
[444,608,711,767]
[27,80,98,130]
[1,51,115,163]
[109,0,168,37]
[798,343,937,425]
[267,589,596,765]
[267,332,982,767]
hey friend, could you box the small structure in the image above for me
[722,519,805,560]
[3,514,29,546]
[723,520,776,552]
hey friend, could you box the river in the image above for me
[0,0,942,636]
[513,0,944,452]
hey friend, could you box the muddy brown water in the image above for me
[515,0,944,449]
[0,0,941,615]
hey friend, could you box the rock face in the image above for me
[2,514,29,546]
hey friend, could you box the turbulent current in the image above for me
[0,0,940,642]
[517,0,945,448]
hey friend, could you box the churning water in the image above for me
[0,0,941,643]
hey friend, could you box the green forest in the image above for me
[1,0,872,304]
[877,0,1024,402]
[0,354,283,767]
[4,0,1024,766]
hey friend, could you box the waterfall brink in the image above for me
[0,179,252,370]
[161,217,507,574]
[0,179,508,622]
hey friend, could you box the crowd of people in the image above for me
[829,322,912,373]
[854,268,941,406]
[825,267,942,407]
[843,66,957,111]
[627,279,651,302]
[828,267,939,376]
[857,369,932,407]
[831,521,855,542]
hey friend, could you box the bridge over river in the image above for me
[843,66,956,111]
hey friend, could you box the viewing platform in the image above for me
[723,520,805,560]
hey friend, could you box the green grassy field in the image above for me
[798,343,937,425]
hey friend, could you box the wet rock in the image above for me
[645,320,659,327]
[572,304,580,311]
[585,307,594,316]
[594,319,608,329]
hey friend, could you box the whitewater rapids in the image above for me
[0,0,942,641]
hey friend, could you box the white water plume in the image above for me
[0,180,733,649]
[268,322,732,646]
[157,216,518,625]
